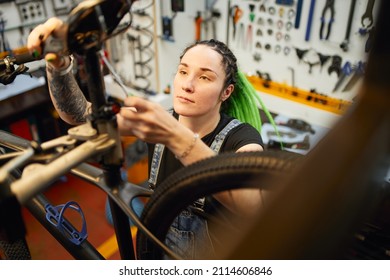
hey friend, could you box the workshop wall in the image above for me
[151,0,377,129]
[228,0,373,99]
[1,0,378,130]
[0,0,77,50]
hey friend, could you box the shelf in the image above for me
[247,76,352,116]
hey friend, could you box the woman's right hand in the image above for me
[27,17,67,68]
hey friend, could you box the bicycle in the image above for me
[1,0,388,260]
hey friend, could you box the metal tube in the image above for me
[11,135,114,205]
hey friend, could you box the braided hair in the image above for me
[179,39,274,133]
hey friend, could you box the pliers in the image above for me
[319,0,335,40]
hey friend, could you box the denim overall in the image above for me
[148,119,241,259]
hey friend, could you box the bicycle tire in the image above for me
[136,150,301,259]
[0,239,31,260]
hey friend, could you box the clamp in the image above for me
[319,0,335,40]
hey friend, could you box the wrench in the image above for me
[361,0,375,28]
[340,0,357,52]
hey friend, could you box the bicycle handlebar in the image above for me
[0,53,38,71]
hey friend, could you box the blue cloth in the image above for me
[164,208,215,259]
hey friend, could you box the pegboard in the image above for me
[15,0,48,24]
[227,0,377,103]
[51,0,78,15]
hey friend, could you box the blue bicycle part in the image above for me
[45,201,88,246]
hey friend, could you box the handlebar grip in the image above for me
[0,52,38,72]
[14,52,39,65]
[0,35,65,72]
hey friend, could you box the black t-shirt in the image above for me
[147,112,264,187]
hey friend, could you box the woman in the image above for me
[27,18,267,258]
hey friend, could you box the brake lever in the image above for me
[0,64,30,85]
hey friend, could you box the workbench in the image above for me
[0,70,67,142]
[0,73,48,121]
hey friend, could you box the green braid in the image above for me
[222,70,277,134]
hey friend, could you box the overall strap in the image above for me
[210,119,241,153]
[148,118,242,190]
[148,143,165,190]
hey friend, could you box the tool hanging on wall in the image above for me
[361,0,375,29]
[302,48,321,74]
[230,5,243,41]
[295,47,308,63]
[318,52,331,72]
[0,13,10,53]
[275,0,295,5]
[209,9,221,39]
[340,0,357,52]
[193,1,219,41]
[245,23,253,51]
[249,3,255,22]
[332,61,352,92]
[244,3,255,51]
[294,0,303,29]
[305,0,316,41]
[161,0,185,42]
[360,0,376,53]
[342,61,365,92]
[319,0,335,40]
[364,26,375,53]
[195,11,203,41]
[161,16,174,41]
[125,3,156,94]
[200,0,221,40]
[294,48,320,74]
[236,22,245,48]
[328,55,343,77]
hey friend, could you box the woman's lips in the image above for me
[177,96,194,103]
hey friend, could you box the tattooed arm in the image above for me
[27,17,91,125]
[46,56,92,125]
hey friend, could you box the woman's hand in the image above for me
[117,96,181,145]
[117,96,216,165]
[27,17,67,68]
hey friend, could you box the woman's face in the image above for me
[173,44,231,118]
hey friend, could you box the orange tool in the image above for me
[195,11,203,41]
[231,5,243,40]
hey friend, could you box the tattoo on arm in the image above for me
[49,73,88,123]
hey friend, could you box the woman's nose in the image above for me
[181,77,195,93]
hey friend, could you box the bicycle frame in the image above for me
[0,0,180,260]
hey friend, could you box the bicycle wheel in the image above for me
[136,150,301,259]
[0,239,31,260]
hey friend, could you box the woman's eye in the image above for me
[200,76,209,80]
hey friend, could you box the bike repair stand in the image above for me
[67,4,135,259]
